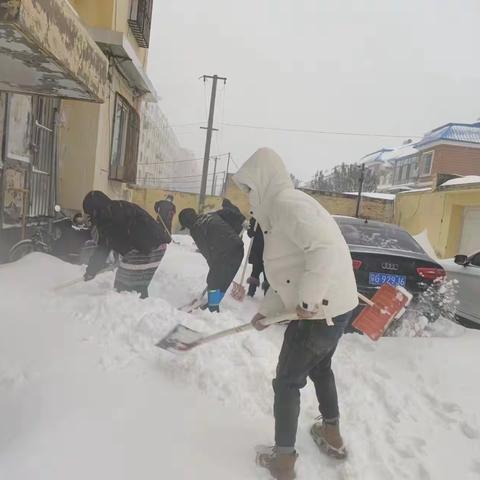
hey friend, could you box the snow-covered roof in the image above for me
[416,122,480,149]
[343,191,396,201]
[361,144,418,165]
[381,144,419,162]
[361,148,394,165]
[441,175,480,188]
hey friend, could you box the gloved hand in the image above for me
[251,312,267,331]
[84,272,96,282]
[296,305,318,319]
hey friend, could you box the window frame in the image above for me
[420,150,434,177]
[109,93,139,183]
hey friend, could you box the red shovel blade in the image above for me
[230,282,246,301]
[352,284,412,341]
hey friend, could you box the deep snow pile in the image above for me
[1,237,480,480]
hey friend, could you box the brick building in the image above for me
[363,122,480,192]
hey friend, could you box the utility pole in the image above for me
[198,74,227,212]
[355,163,366,218]
[222,152,231,195]
[211,156,218,195]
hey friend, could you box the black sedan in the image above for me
[334,216,445,307]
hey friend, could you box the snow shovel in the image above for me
[178,287,208,313]
[353,284,413,341]
[231,226,256,302]
[156,313,294,353]
[52,262,119,292]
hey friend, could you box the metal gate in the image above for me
[30,96,59,218]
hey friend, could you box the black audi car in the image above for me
[334,216,446,301]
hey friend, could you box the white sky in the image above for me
[147,0,480,181]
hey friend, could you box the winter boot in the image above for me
[310,420,347,459]
[255,446,298,480]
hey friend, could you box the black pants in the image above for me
[251,260,264,280]
[273,311,353,448]
[207,250,244,293]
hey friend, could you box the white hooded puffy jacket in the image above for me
[233,148,358,320]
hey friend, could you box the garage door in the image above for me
[459,207,480,255]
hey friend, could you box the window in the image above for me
[420,151,434,176]
[128,0,153,48]
[110,94,139,183]
[336,220,424,253]
[7,94,32,163]
[405,164,412,181]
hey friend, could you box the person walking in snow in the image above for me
[154,194,176,234]
[178,208,244,312]
[233,148,358,480]
[83,191,171,299]
[246,216,268,297]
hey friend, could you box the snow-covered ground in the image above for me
[1,237,479,480]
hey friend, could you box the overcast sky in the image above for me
[147,0,480,182]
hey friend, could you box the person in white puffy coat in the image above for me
[234,148,358,479]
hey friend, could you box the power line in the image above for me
[137,171,226,181]
[137,171,226,182]
[222,122,422,139]
[138,152,230,166]
[169,121,422,139]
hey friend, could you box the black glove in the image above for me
[84,272,96,282]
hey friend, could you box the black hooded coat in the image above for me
[179,208,244,291]
[84,191,170,275]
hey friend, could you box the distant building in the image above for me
[136,102,200,192]
[363,122,480,192]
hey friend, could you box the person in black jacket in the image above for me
[178,208,244,312]
[154,194,176,233]
[217,198,246,235]
[246,217,269,297]
[83,191,171,299]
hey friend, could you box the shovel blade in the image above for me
[230,282,246,301]
[352,284,412,341]
[156,324,204,353]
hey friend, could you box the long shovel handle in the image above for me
[194,313,297,347]
[52,263,118,292]
[52,277,84,292]
[237,221,257,286]
[358,292,375,307]
[179,287,208,311]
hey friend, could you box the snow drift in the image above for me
[0,238,479,479]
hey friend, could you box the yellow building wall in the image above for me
[71,0,148,66]
[395,187,480,258]
[130,187,223,233]
[70,0,114,30]
[59,68,141,210]
[58,100,100,210]
[222,177,394,222]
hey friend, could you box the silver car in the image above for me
[442,252,480,327]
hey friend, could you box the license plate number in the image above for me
[368,272,406,287]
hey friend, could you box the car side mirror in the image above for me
[454,254,468,266]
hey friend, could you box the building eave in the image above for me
[0,0,108,102]
[89,27,158,103]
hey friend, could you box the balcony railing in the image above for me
[128,0,153,48]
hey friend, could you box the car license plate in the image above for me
[368,272,407,287]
